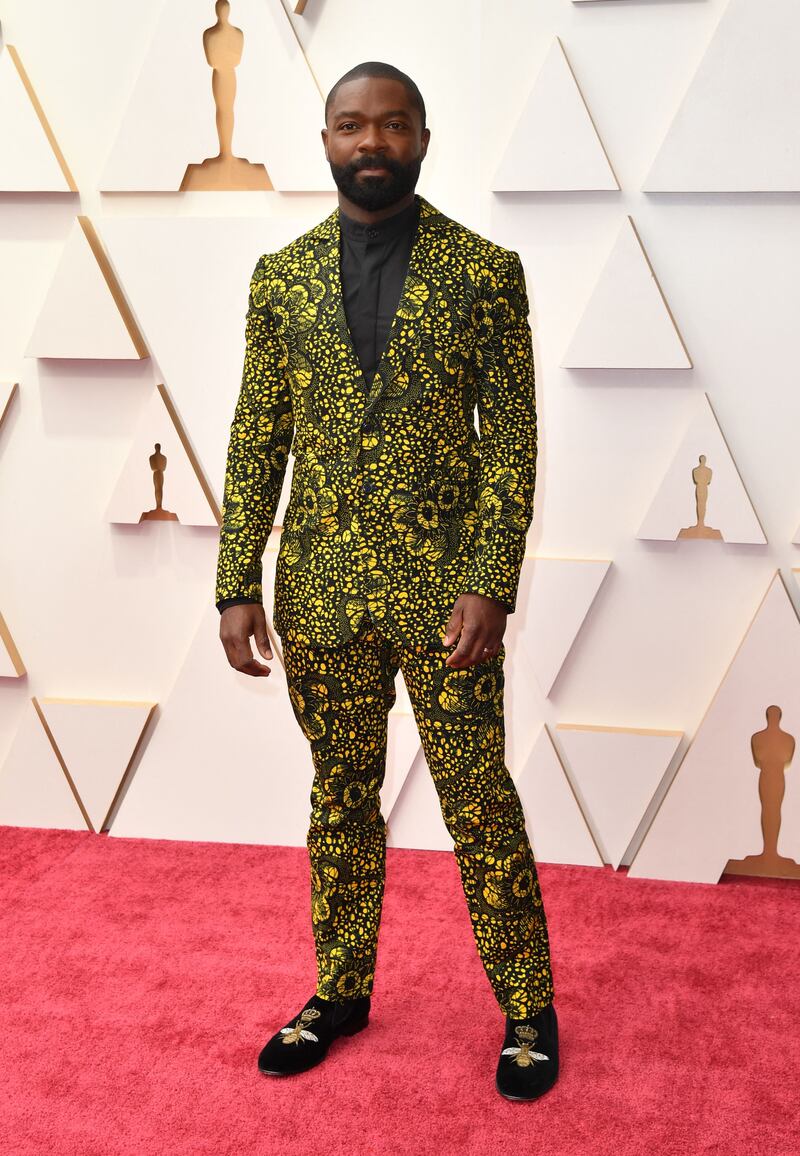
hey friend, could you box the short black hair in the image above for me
[325,61,426,132]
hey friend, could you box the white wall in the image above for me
[1,0,798,880]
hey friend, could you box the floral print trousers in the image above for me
[279,616,555,1020]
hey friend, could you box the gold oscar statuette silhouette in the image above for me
[180,0,272,191]
[140,442,179,522]
[677,454,723,539]
[724,705,800,880]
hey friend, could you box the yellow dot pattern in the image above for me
[281,619,556,1020]
[214,194,538,650]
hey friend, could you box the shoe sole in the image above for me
[258,1013,370,1076]
[495,1064,559,1102]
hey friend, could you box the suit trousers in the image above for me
[279,615,556,1020]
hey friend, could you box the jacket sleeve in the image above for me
[214,255,294,608]
[460,249,537,614]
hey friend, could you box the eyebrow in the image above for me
[333,109,411,120]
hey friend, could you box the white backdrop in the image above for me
[1,0,799,884]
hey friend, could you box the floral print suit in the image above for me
[215,193,538,650]
[215,194,555,1018]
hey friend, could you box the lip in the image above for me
[358,166,389,175]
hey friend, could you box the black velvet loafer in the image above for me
[495,1001,559,1101]
[257,992,371,1076]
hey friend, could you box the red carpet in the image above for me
[1,825,797,1155]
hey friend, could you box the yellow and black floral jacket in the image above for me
[214,192,537,650]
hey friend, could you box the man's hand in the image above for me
[219,603,274,677]
[442,593,507,669]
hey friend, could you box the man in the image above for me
[215,61,558,1102]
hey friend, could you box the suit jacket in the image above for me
[214,192,537,650]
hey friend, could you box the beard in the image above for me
[328,151,423,211]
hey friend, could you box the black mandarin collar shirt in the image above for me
[338,193,421,385]
[217,193,421,614]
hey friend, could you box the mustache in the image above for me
[352,156,399,172]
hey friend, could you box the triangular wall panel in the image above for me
[108,572,417,847]
[98,216,307,514]
[388,642,546,850]
[38,699,157,833]
[100,0,329,191]
[644,0,800,192]
[386,748,451,852]
[507,557,612,697]
[492,37,619,192]
[387,719,605,865]
[0,607,26,678]
[1,381,19,432]
[382,712,421,824]
[0,701,88,830]
[561,216,692,369]
[0,384,26,676]
[637,392,766,544]
[0,45,76,192]
[25,218,148,360]
[502,635,547,776]
[105,384,219,527]
[108,598,311,844]
[512,725,605,867]
[629,572,800,883]
[554,724,683,869]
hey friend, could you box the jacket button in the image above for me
[362,479,375,495]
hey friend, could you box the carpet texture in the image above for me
[0,825,797,1155]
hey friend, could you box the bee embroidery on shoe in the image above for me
[501,1023,550,1068]
[280,1007,322,1046]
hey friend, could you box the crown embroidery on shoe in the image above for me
[501,1023,550,1067]
[280,1007,321,1046]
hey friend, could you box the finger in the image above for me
[442,607,464,648]
[445,627,481,668]
[239,658,271,677]
[230,641,271,677]
[457,644,493,670]
[254,625,273,660]
[222,633,268,675]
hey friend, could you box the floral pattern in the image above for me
[215,194,537,649]
[281,620,555,1020]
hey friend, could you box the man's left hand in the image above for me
[442,593,507,669]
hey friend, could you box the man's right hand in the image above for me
[219,603,273,677]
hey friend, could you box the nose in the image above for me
[357,126,387,156]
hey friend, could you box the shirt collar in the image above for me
[338,194,420,241]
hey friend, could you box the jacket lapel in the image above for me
[315,193,444,409]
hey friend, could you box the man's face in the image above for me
[322,76,429,211]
